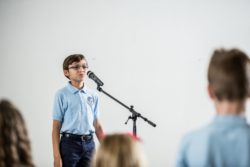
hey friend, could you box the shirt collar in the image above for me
[213,115,247,126]
[66,82,87,94]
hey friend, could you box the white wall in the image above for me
[1,0,250,166]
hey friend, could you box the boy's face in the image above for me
[64,59,88,83]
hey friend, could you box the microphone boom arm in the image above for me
[97,86,156,136]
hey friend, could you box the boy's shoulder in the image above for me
[181,124,213,146]
[54,84,72,98]
[181,117,250,146]
[56,85,69,93]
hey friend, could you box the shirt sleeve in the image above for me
[53,91,65,122]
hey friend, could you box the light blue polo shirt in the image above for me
[53,82,99,135]
[176,115,250,167]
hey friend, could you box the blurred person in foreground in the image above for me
[92,133,147,167]
[176,48,250,167]
[0,99,34,167]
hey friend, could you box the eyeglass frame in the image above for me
[68,64,89,70]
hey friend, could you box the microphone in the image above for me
[87,71,104,86]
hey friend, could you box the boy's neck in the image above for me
[215,100,245,116]
[70,81,84,89]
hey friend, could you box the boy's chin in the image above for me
[76,79,85,83]
[79,77,85,81]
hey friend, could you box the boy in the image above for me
[52,54,104,167]
[176,48,250,167]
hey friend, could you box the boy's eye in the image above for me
[69,64,88,70]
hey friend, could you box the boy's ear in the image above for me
[207,84,215,99]
[64,70,69,77]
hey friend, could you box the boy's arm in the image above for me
[52,120,62,167]
[93,119,104,141]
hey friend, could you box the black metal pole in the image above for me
[97,86,156,137]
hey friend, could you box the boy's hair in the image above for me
[63,54,87,79]
[208,48,249,101]
[63,54,86,70]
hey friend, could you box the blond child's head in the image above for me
[92,133,146,167]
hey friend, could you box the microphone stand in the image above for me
[97,85,156,137]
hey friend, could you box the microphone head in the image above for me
[87,71,95,79]
[87,70,92,76]
[87,70,104,86]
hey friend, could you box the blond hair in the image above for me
[92,134,146,167]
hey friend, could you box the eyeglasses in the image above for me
[68,64,88,70]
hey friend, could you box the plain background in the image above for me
[1,0,250,166]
